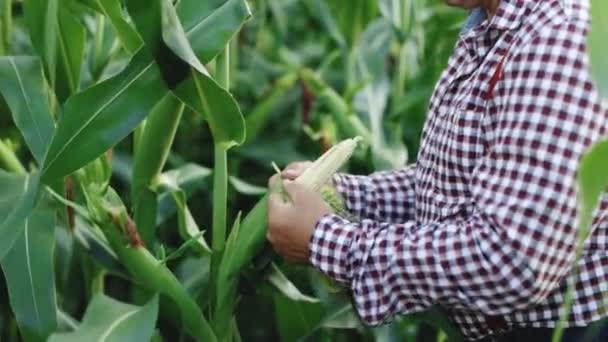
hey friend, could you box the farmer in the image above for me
[266,0,608,341]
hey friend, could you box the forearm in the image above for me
[310,210,578,325]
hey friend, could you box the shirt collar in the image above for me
[460,0,545,36]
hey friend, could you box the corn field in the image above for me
[0,0,605,341]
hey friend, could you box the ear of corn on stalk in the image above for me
[213,137,361,337]
[84,186,217,342]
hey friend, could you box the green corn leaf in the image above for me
[132,94,184,202]
[127,0,246,147]
[590,0,608,97]
[55,6,87,102]
[169,189,212,255]
[175,72,245,147]
[23,0,59,85]
[1,198,57,342]
[180,0,252,63]
[41,50,168,183]
[267,263,319,303]
[41,0,252,183]
[0,171,41,261]
[92,0,143,54]
[156,163,212,225]
[0,57,55,164]
[296,302,357,341]
[131,94,185,246]
[176,0,225,33]
[48,294,158,342]
[273,293,325,342]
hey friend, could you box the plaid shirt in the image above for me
[309,0,608,340]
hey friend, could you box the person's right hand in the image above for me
[281,161,312,180]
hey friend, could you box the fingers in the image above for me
[282,161,311,180]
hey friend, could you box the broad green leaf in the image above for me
[41,50,168,182]
[93,0,142,54]
[131,94,185,246]
[156,163,212,224]
[0,57,55,164]
[176,0,225,32]
[180,0,252,63]
[127,0,246,146]
[0,171,41,261]
[295,303,359,342]
[48,294,158,342]
[159,177,211,254]
[590,0,608,98]
[42,0,252,182]
[172,190,211,254]
[267,263,319,303]
[55,6,87,101]
[273,293,325,342]
[131,94,184,203]
[23,0,59,85]
[1,199,57,342]
[175,72,245,147]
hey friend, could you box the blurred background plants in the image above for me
[0,0,603,341]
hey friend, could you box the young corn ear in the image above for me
[213,137,361,338]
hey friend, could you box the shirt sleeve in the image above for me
[332,164,417,223]
[309,23,606,324]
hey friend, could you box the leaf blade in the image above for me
[0,57,55,164]
[42,50,168,182]
[1,199,58,342]
[48,294,158,342]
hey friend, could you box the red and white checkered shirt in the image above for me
[309,0,608,340]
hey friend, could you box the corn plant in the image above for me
[0,0,470,341]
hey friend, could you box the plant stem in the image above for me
[216,46,230,89]
[211,144,228,267]
[101,212,216,342]
[0,140,25,174]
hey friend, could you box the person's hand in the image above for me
[267,177,332,263]
[281,161,312,180]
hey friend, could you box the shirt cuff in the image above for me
[309,213,357,284]
[332,173,370,219]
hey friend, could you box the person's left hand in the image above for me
[267,176,332,263]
